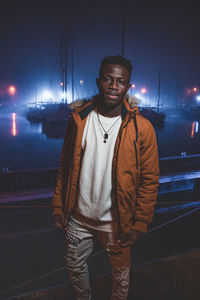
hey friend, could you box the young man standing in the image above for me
[52,55,159,300]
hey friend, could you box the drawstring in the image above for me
[133,110,139,169]
[134,141,138,169]
[120,109,139,169]
[133,110,138,142]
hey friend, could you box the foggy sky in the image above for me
[0,0,200,102]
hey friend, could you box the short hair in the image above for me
[99,55,133,78]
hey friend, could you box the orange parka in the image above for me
[52,95,160,237]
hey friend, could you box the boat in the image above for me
[139,106,166,128]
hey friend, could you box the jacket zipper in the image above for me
[114,113,132,236]
[114,127,122,236]
[65,166,73,219]
[64,120,77,219]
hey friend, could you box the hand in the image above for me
[118,229,143,248]
[54,214,65,230]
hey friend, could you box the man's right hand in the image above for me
[54,214,65,230]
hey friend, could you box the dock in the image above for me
[1,154,200,299]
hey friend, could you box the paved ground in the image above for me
[2,249,200,300]
[0,191,200,299]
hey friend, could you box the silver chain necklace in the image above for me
[97,113,121,143]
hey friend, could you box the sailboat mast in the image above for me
[121,14,126,56]
[64,26,68,104]
[60,24,68,104]
[71,34,74,103]
[60,30,65,103]
[157,71,161,113]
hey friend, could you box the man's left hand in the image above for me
[118,229,143,247]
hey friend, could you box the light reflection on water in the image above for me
[11,113,17,136]
[156,113,200,157]
[0,110,200,170]
[0,110,63,170]
[190,121,199,138]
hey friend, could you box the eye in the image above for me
[103,77,112,83]
[118,80,127,85]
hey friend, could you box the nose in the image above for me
[109,80,118,90]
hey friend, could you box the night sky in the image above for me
[0,0,200,103]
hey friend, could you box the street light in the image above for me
[193,87,198,92]
[8,85,16,96]
[141,88,147,94]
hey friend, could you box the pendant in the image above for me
[103,133,108,143]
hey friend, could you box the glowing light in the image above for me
[191,122,195,138]
[195,121,199,133]
[8,86,16,96]
[80,80,84,85]
[191,121,199,138]
[131,84,136,88]
[193,87,198,92]
[141,88,147,94]
[42,90,52,100]
[60,82,64,86]
[11,113,17,136]
[196,95,200,102]
[135,93,141,98]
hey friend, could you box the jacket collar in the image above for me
[70,94,139,121]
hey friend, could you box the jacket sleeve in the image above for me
[51,114,75,216]
[133,120,160,232]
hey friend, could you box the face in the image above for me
[96,64,131,109]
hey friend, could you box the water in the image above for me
[0,108,200,171]
[157,112,200,157]
[0,109,64,170]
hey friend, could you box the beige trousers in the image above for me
[65,217,131,300]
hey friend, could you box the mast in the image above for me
[64,25,68,103]
[121,14,126,56]
[60,24,68,104]
[71,34,74,103]
[157,71,161,113]
[60,30,64,103]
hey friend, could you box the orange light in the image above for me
[12,113,17,136]
[8,86,16,96]
[141,88,147,94]
[193,87,198,92]
[191,122,195,138]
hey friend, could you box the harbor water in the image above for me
[0,107,200,171]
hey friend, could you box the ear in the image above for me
[127,83,131,92]
[96,78,100,89]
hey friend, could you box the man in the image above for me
[52,55,159,300]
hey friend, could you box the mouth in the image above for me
[106,94,119,100]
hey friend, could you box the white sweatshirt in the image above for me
[72,110,122,230]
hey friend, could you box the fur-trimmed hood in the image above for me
[69,94,139,110]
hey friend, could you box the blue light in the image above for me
[42,90,52,100]
[196,95,200,102]
[195,121,199,133]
